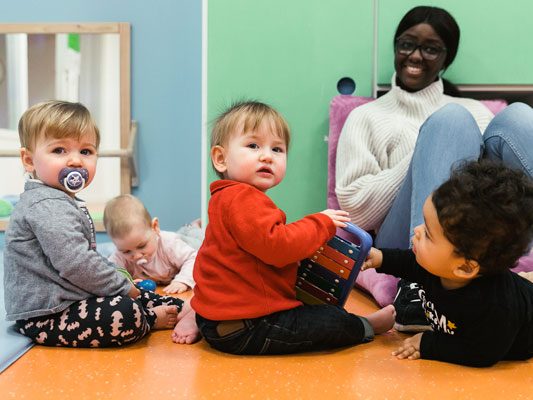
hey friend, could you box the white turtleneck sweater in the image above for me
[335,75,494,232]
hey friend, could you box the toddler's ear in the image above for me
[453,259,480,279]
[20,148,35,173]
[151,217,160,233]
[211,145,227,174]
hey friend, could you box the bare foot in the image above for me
[152,305,179,330]
[172,301,201,344]
[365,304,396,334]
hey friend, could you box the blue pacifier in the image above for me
[58,168,89,193]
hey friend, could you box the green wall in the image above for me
[207,0,374,222]
[207,0,533,222]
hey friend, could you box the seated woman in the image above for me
[335,5,533,331]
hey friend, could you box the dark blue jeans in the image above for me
[196,304,372,355]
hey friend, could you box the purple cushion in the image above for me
[480,99,507,115]
[511,251,533,274]
[327,95,373,209]
[328,95,508,306]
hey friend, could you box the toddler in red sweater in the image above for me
[191,100,395,355]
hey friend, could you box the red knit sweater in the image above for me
[192,180,336,320]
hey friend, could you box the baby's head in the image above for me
[210,100,290,192]
[419,160,533,280]
[19,100,100,151]
[104,194,160,265]
[19,100,100,195]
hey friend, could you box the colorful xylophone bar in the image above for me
[295,222,373,308]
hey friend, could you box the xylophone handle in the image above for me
[341,222,373,258]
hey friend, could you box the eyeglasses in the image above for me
[395,39,447,61]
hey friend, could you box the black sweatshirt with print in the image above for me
[380,248,533,367]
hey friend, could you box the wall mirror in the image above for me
[0,23,134,231]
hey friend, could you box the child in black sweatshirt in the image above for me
[363,160,533,367]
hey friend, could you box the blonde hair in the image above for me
[18,100,100,151]
[211,101,290,178]
[103,194,152,238]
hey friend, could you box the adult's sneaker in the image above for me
[393,279,432,332]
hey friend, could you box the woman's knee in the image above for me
[483,103,533,175]
[416,103,482,152]
[498,102,533,120]
[427,103,471,125]
[435,102,470,116]
[485,103,533,136]
[419,103,479,140]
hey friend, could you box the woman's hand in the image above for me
[320,209,350,228]
[392,333,423,360]
[361,247,383,271]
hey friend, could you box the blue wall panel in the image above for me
[1,0,202,245]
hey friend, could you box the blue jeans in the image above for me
[196,304,372,355]
[375,102,533,249]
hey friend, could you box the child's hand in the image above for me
[518,271,533,283]
[392,333,423,360]
[361,247,383,271]
[164,281,190,294]
[320,209,350,228]
[128,284,141,299]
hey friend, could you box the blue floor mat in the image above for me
[0,252,34,373]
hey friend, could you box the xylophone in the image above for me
[296,222,372,308]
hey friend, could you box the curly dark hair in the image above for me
[432,160,533,275]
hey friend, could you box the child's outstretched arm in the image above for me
[394,306,517,367]
[227,188,340,267]
[163,281,189,294]
[319,209,350,228]
[393,333,423,360]
[361,247,383,271]
[163,236,197,294]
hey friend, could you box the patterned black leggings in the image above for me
[15,289,183,348]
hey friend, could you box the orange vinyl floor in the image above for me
[1,289,532,400]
